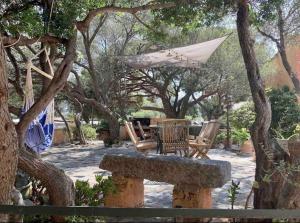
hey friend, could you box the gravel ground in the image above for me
[42,141,255,209]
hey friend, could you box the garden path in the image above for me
[42,141,255,209]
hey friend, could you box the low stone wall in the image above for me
[99,149,231,222]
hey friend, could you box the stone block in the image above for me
[104,174,144,208]
[100,150,231,188]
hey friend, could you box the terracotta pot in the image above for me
[240,139,255,155]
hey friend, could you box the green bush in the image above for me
[267,86,300,138]
[231,128,250,145]
[67,175,117,223]
[81,125,97,140]
[214,131,227,144]
[230,102,255,130]
[75,175,116,206]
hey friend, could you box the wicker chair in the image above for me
[159,119,190,156]
[124,121,157,151]
[189,120,220,159]
[137,121,151,140]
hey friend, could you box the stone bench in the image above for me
[99,149,231,215]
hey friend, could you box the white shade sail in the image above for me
[123,35,229,69]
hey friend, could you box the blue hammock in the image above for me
[23,60,54,153]
[24,110,54,153]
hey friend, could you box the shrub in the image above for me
[67,175,117,223]
[230,102,255,130]
[267,86,300,138]
[81,125,97,140]
[214,131,227,144]
[75,175,116,206]
[231,128,250,145]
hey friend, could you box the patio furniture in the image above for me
[137,121,151,140]
[124,121,157,151]
[159,119,190,156]
[189,120,220,159]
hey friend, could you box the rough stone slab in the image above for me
[99,150,231,188]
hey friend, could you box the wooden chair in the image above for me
[189,120,220,159]
[137,121,151,140]
[160,119,190,156]
[124,121,157,151]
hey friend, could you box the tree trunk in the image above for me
[236,0,289,213]
[74,112,87,144]
[276,6,300,96]
[0,36,19,223]
[107,115,120,143]
[55,106,73,143]
[18,149,74,222]
[14,36,77,221]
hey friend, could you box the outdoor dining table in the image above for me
[149,123,202,154]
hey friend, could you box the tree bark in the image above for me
[236,0,289,213]
[106,115,120,143]
[0,36,19,223]
[74,112,87,145]
[18,149,74,222]
[276,5,300,95]
[15,35,77,220]
[55,106,73,144]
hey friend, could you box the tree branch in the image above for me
[141,106,165,113]
[76,2,176,32]
[3,35,67,47]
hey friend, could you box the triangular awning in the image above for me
[123,35,229,69]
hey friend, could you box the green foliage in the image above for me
[214,131,227,144]
[230,102,256,130]
[266,86,300,138]
[227,180,240,209]
[81,125,97,140]
[231,128,250,145]
[1,0,110,38]
[72,124,97,140]
[67,175,116,223]
[75,175,116,206]
[96,120,110,132]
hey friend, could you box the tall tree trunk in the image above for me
[276,6,300,96]
[15,35,77,221]
[106,115,120,143]
[236,0,289,213]
[0,36,19,223]
[74,112,87,144]
[55,106,73,144]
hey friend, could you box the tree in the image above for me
[236,0,296,212]
[151,0,300,213]
[126,28,235,118]
[66,14,138,142]
[0,36,18,223]
[256,0,300,96]
[0,0,179,219]
[127,66,219,118]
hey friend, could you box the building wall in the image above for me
[265,37,300,90]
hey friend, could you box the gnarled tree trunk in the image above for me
[0,36,19,223]
[236,0,289,213]
[15,35,77,221]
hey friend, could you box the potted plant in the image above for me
[232,128,253,155]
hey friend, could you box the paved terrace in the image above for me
[42,141,255,209]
